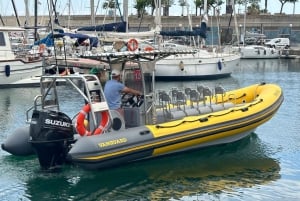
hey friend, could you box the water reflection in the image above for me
[287,58,300,72]
[239,59,287,72]
[237,58,300,73]
[0,88,39,134]
[2,58,300,200]
[0,95,11,130]
[22,134,280,201]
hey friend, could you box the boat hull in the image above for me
[0,59,43,88]
[239,45,280,59]
[155,51,240,80]
[68,83,283,170]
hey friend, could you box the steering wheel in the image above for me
[121,93,144,107]
[121,93,136,107]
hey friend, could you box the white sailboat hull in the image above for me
[155,50,240,80]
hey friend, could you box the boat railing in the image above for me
[25,95,43,123]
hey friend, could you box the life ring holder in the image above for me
[76,104,110,136]
[127,38,138,51]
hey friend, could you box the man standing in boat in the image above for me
[104,69,142,116]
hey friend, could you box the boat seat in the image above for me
[184,108,200,116]
[214,85,235,110]
[174,91,186,108]
[198,105,213,114]
[184,89,202,115]
[197,85,206,100]
[184,87,192,100]
[156,91,172,123]
[210,104,225,112]
[214,85,226,103]
[189,89,205,107]
[170,88,179,104]
[169,110,186,120]
[169,90,189,120]
[223,102,235,109]
[202,86,213,106]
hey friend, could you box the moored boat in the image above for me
[1,50,284,171]
[0,26,44,88]
[155,47,240,80]
[238,45,280,59]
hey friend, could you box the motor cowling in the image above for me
[29,110,74,170]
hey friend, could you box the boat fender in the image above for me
[5,65,10,77]
[179,61,184,71]
[110,110,125,131]
[39,44,46,53]
[127,38,138,51]
[144,46,154,51]
[76,104,110,136]
[217,60,222,70]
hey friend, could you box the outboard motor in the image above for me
[29,110,74,170]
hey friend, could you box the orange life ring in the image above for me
[76,104,110,136]
[127,38,138,51]
[39,44,46,53]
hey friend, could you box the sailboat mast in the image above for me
[123,0,128,32]
[68,0,71,29]
[24,0,30,27]
[201,0,208,47]
[11,0,21,26]
[243,1,247,46]
[91,0,95,26]
[34,0,38,41]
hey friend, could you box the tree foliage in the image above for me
[102,0,116,9]
[278,0,298,14]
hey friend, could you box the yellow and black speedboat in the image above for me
[1,50,284,170]
[67,80,283,170]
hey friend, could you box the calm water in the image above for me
[1,58,300,201]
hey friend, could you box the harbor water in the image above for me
[0,58,300,201]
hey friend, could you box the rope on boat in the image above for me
[155,99,263,129]
[216,93,247,104]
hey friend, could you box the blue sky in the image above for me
[1,0,299,16]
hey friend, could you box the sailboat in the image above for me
[0,1,43,88]
[154,0,240,80]
[237,1,280,59]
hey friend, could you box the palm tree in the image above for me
[178,0,186,16]
[194,0,203,16]
[162,0,174,16]
[102,0,116,10]
[246,0,260,14]
[278,0,298,14]
[264,0,268,13]
[210,0,223,16]
[134,0,149,18]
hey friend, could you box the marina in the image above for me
[0,58,299,200]
[0,1,300,200]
